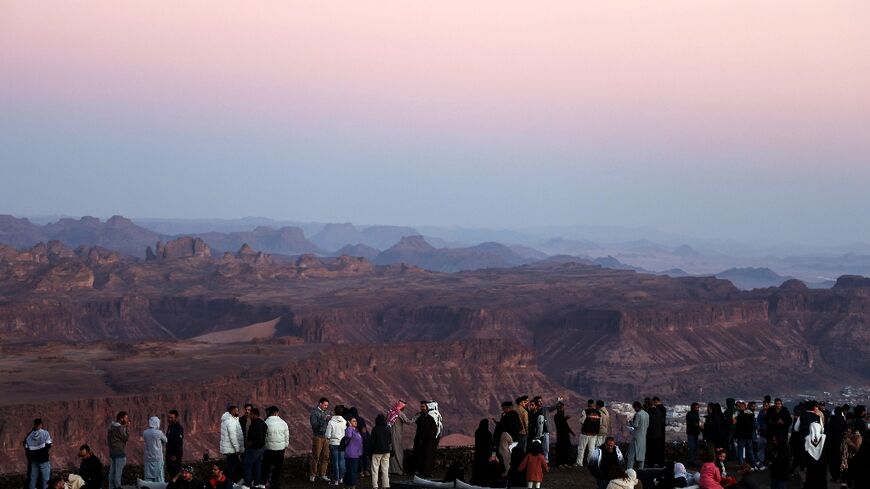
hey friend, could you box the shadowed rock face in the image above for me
[2,240,870,473]
[0,340,579,473]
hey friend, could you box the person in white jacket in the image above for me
[220,406,244,482]
[143,416,168,482]
[324,406,347,486]
[263,406,290,489]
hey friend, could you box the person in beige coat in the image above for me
[597,401,610,447]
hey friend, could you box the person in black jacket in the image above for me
[685,403,701,467]
[471,419,492,485]
[77,445,103,489]
[166,410,184,479]
[703,403,725,455]
[243,408,267,487]
[553,403,574,468]
[370,414,392,489]
[492,401,521,476]
[646,397,666,467]
[763,399,791,445]
[734,401,758,468]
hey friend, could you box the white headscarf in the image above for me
[426,401,443,438]
[805,421,826,461]
[148,416,160,429]
[673,462,688,480]
[625,469,638,485]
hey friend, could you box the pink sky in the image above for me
[4,1,868,155]
[1,1,869,241]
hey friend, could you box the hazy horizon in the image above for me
[2,1,869,246]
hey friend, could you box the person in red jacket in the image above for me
[518,440,549,489]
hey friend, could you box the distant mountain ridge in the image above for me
[374,236,532,272]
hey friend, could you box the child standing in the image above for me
[518,440,549,489]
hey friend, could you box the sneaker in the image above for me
[318,477,331,482]
[310,476,316,483]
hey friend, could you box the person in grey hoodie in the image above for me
[143,416,169,482]
[25,419,52,489]
[107,411,130,489]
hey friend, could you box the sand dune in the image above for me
[192,317,280,343]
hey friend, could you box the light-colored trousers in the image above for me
[576,434,598,465]
[371,453,390,488]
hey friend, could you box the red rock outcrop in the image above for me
[0,340,579,474]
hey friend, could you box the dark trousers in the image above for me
[166,456,182,479]
[244,447,265,486]
[344,458,360,487]
[686,434,699,466]
[263,450,285,489]
[225,453,241,482]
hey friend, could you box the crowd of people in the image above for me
[23,406,290,489]
[308,398,443,489]
[683,397,870,489]
[19,394,870,489]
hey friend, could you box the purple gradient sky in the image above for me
[1,1,869,244]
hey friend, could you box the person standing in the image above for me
[493,401,521,475]
[471,419,492,485]
[243,408,267,489]
[143,416,168,482]
[309,398,332,482]
[553,402,574,467]
[370,414,392,489]
[645,397,666,467]
[686,402,702,467]
[515,396,530,452]
[412,401,441,478]
[220,406,244,483]
[263,406,289,489]
[326,405,348,486]
[77,445,103,489]
[763,399,791,444]
[703,403,725,455]
[596,401,610,449]
[518,440,549,489]
[577,400,601,466]
[25,419,52,489]
[166,409,185,480]
[802,422,826,489]
[386,400,410,475]
[107,411,130,489]
[733,401,757,468]
[626,402,648,470]
[343,418,364,489]
[240,404,254,446]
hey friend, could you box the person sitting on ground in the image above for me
[731,463,761,489]
[654,461,688,489]
[588,436,624,489]
[605,469,638,489]
[208,462,234,489]
[518,440,548,489]
[76,445,102,489]
[168,466,205,489]
[700,450,729,489]
[716,448,737,486]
